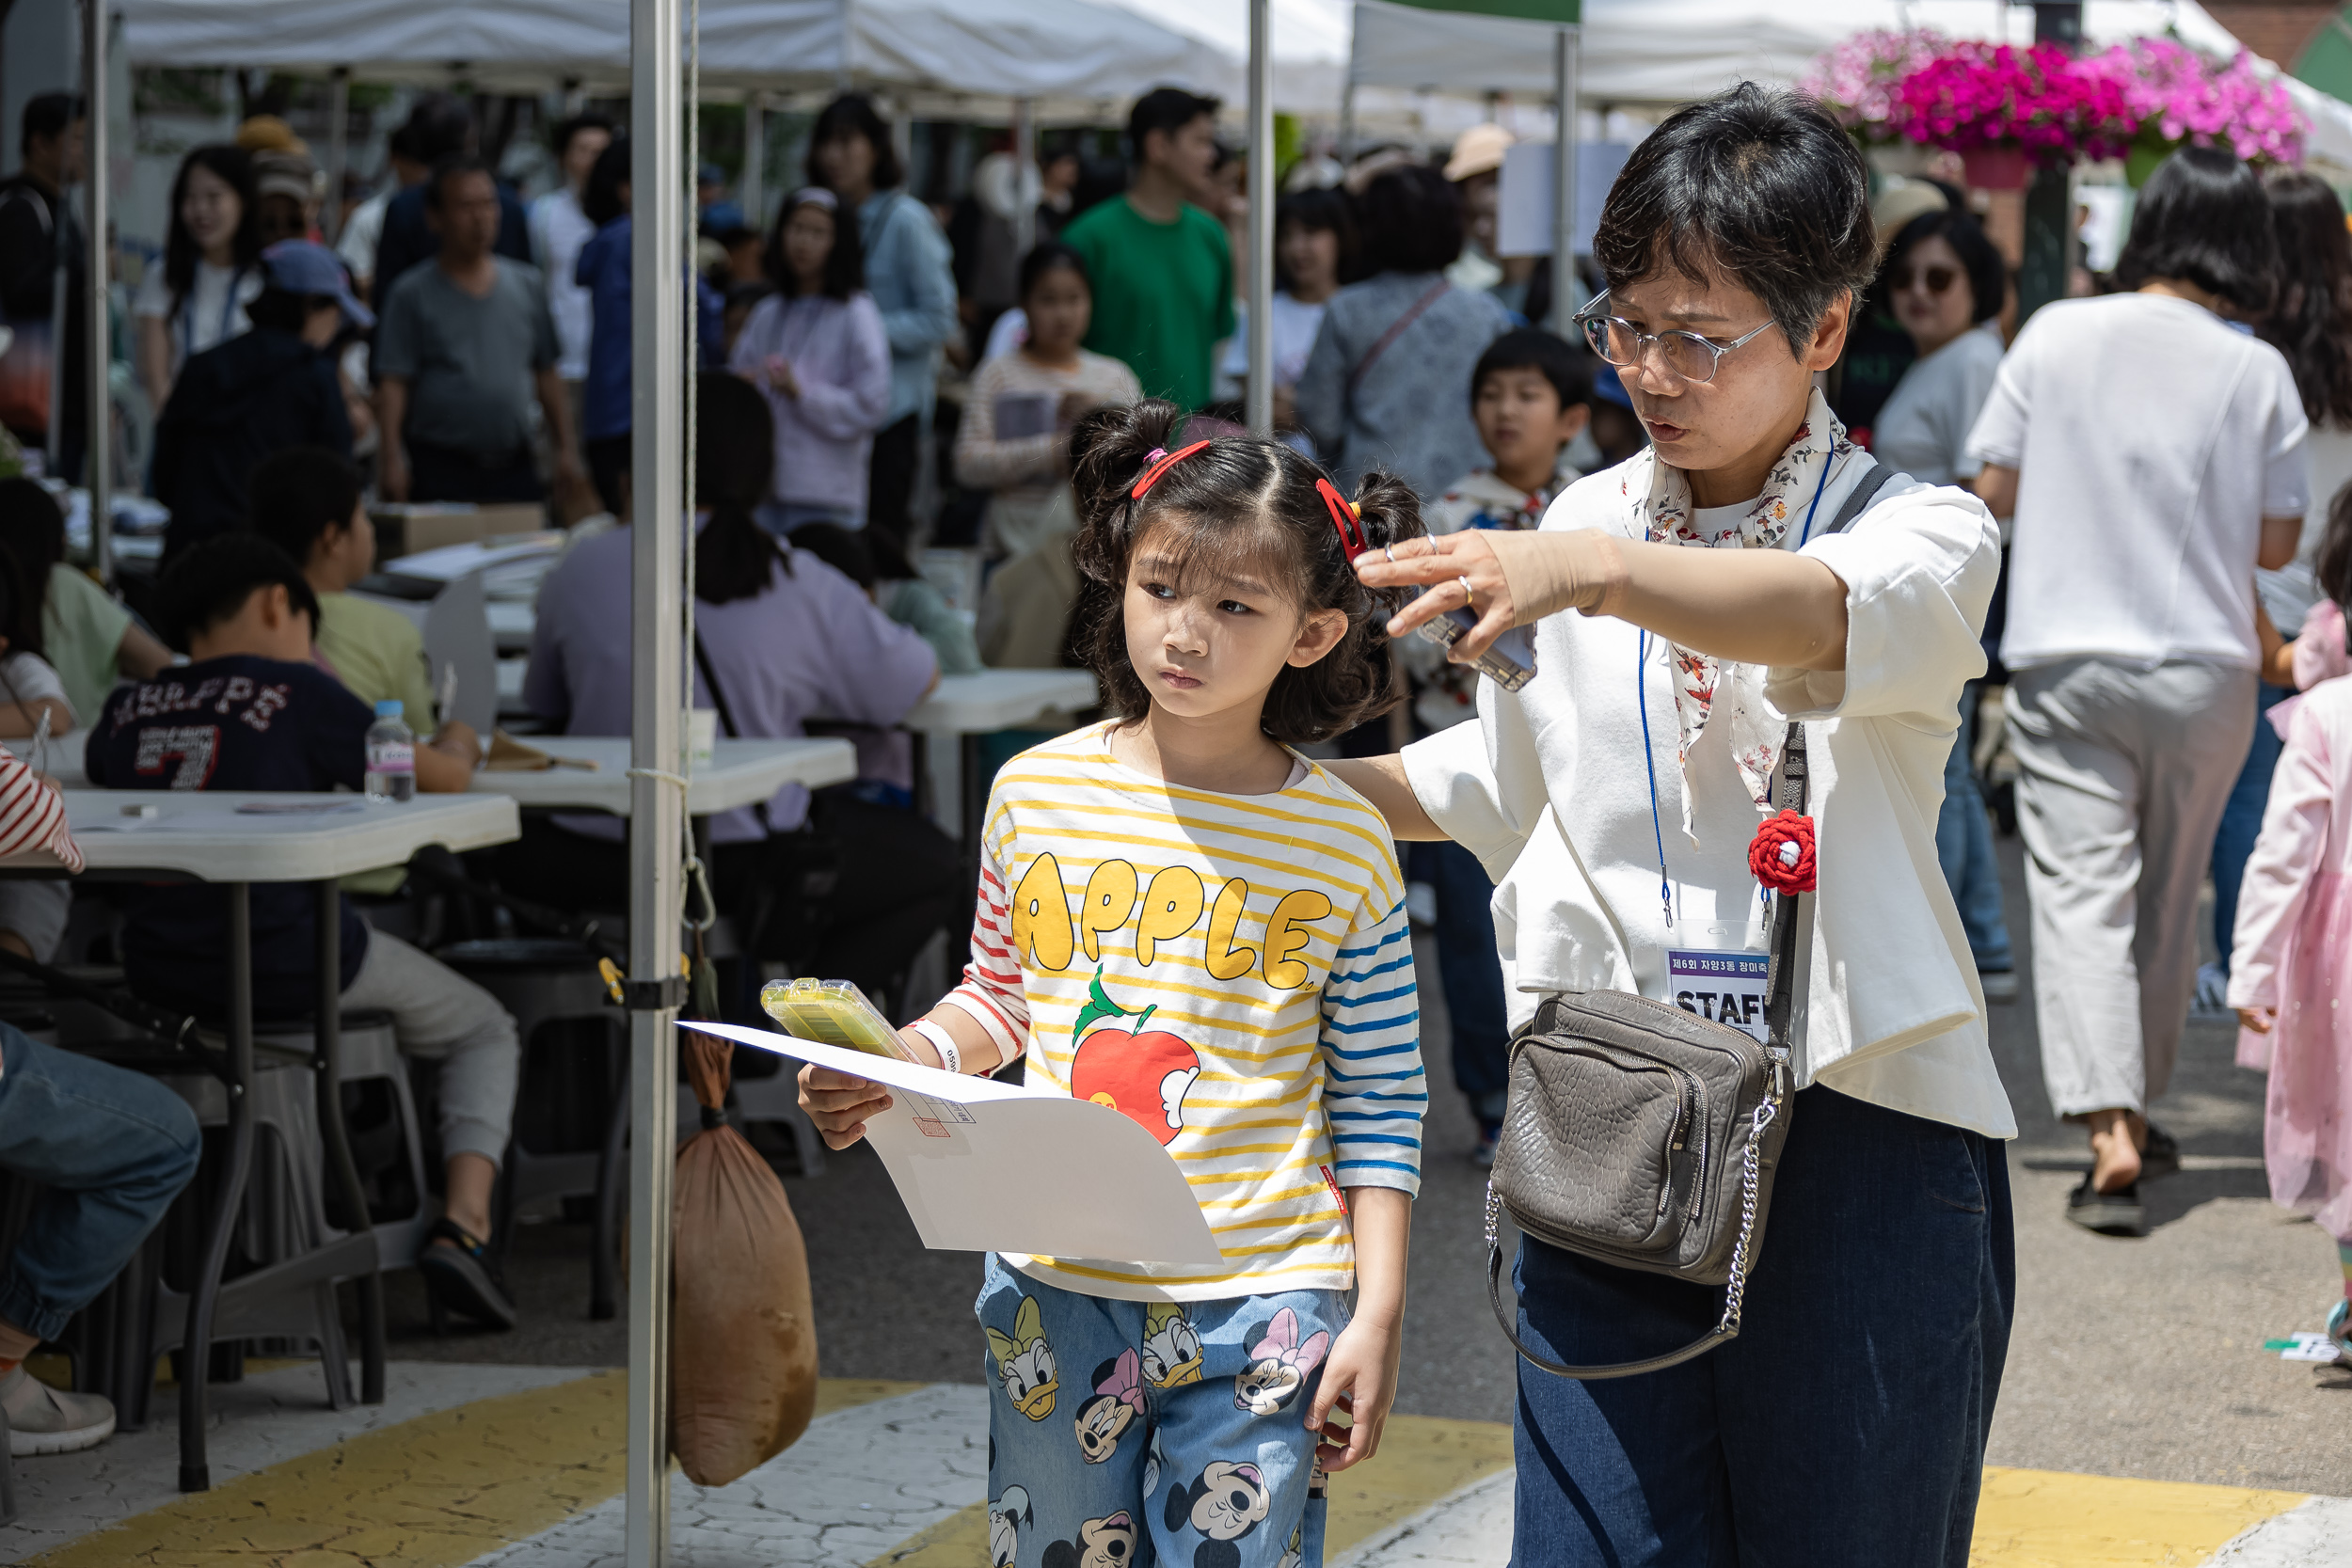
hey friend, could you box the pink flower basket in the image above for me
[1961,145,2030,189]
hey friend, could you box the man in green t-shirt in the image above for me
[1061,87,1235,412]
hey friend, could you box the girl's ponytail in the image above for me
[1070,398,1186,574]
[1344,468,1428,631]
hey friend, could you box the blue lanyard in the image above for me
[1635,447,1836,931]
[181,265,247,361]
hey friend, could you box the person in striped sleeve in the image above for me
[803,403,1429,1568]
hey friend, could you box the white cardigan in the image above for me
[1402,454,2018,1139]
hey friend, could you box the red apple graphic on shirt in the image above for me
[1070,969,1200,1146]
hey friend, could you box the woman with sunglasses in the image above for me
[1327,84,2012,1565]
[1868,207,2021,1011]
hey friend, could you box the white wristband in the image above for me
[908,1019,961,1075]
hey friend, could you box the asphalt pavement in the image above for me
[394,831,2352,1499]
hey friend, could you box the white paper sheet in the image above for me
[683,1022,1226,1266]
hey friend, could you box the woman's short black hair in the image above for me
[1359,165,1463,276]
[1879,208,2007,327]
[693,371,792,607]
[164,145,262,311]
[583,137,631,229]
[157,534,320,653]
[764,192,866,301]
[0,478,63,644]
[1018,240,1089,305]
[247,446,362,569]
[1471,328,1593,414]
[551,111,616,162]
[805,94,904,193]
[1069,399,1426,744]
[1593,83,1875,354]
[1275,187,1358,291]
[2113,144,2278,314]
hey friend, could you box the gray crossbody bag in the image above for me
[1483,461,1899,1380]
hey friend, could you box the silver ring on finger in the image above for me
[1383,545,1397,563]
[1459,574,1476,605]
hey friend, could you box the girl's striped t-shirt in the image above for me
[940,723,1426,1302]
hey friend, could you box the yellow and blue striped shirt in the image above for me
[941,723,1426,1302]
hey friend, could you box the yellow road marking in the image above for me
[1971,1466,2310,1567]
[19,1374,919,1568]
[870,1412,1514,1566]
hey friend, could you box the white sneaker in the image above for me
[2,1362,117,1455]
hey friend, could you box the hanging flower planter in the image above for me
[2082,39,2305,184]
[1961,145,2031,189]
[1892,41,2134,172]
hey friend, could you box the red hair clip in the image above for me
[1317,478,1367,556]
[1130,439,1213,500]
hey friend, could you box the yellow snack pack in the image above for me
[757,977,920,1064]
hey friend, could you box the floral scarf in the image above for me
[1618,385,1856,838]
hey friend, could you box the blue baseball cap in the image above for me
[260,239,374,330]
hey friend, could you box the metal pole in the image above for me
[325,68,350,245]
[743,90,765,233]
[1245,0,1273,436]
[626,0,684,1560]
[1549,24,1580,337]
[83,0,108,579]
[1339,79,1355,166]
[2017,2,2080,328]
[1011,97,1034,261]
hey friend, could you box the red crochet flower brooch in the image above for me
[1748,810,1817,895]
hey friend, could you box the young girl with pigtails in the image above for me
[800,400,1429,1568]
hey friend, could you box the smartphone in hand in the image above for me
[1412,594,1537,691]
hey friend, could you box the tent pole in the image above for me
[326,68,350,245]
[1339,79,1355,166]
[1246,0,1272,436]
[626,0,684,1560]
[1549,24,1579,337]
[1012,97,1034,260]
[82,0,108,582]
[744,90,765,233]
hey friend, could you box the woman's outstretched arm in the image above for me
[1325,753,1446,841]
[1353,528,1851,673]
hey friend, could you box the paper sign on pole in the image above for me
[1496,138,1633,259]
[681,1022,1226,1266]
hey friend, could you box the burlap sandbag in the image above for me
[670,1033,819,1485]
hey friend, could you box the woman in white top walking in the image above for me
[1968,147,2310,1235]
[1331,86,2014,1564]
[1871,206,2018,1000]
[134,145,263,408]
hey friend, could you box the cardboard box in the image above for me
[370,503,548,564]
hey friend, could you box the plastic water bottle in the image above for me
[364,701,416,802]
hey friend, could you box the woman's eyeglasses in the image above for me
[1889,264,1957,295]
[1571,291,1778,386]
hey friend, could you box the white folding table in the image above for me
[463,735,856,816]
[902,670,1098,847]
[2,790,518,1492]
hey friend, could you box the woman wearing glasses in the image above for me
[1869,208,2021,1010]
[1329,85,2012,1564]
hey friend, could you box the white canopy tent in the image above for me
[119,0,1231,109]
[1345,0,2352,173]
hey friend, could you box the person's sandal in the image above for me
[2137,1122,2182,1180]
[416,1219,518,1330]
[2066,1172,2145,1236]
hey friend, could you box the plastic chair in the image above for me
[437,939,628,1320]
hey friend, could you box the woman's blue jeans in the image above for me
[0,1024,201,1341]
[1937,681,2014,973]
[1411,840,1511,1124]
[1508,1086,2014,1567]
[2208,681,2293,972]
